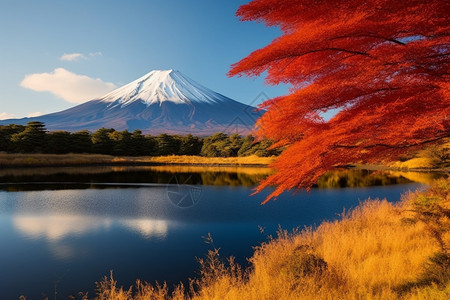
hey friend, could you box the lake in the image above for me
[0,166,432,299]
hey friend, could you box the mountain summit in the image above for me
[1,70,261,135]
[101,70,224,106]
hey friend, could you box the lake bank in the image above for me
[0,153,448,175]
[351,163,450,174]
[92,178,450,300]
[0,153,275,168]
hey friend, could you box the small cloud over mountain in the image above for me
[60,52,102,62]
[89,52,102,57]
[0,112,15,120]
[27,112,43,118]
[20,68,117,103]
[60,53,86,61]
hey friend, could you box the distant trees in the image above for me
[0,122,280,157]
[46,131,72,154]
[10,121,47,153]
[201,132,231,157]
[179,134,202,155]
[155,134,180,155]
[201,133,281,157]
[92,127,115,154]
[0,124,25,152]
[71,130,92,153]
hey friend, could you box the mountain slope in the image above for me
[1,70,261,135]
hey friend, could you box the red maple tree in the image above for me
[229,0,450,202]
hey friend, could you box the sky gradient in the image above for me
[0,0,288,119]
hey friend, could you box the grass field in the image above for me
[90,179,449,300]
[0,153,275,168]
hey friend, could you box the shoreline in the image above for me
[0,153,448,173]
[0,153,275,169]
[350,163,450,174]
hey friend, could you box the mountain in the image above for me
[1,70,261,135]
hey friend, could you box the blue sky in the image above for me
[0,0,289,119]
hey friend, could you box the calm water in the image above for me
[0,166,428,299]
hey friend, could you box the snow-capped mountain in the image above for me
[1,70,261,135]
[102,69,225,106]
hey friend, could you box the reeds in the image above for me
[0,153,274,168]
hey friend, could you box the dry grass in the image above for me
[0,165,273,178]
[392,157,438,170]
[0,153,117,167]
[390,139,450,170]
[141,155,275,166]
[91,178,450,300]
[0,153,274,168]
[145,165,273,176]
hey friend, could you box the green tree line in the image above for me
[0,121,281,157]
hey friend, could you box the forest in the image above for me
[0,121,281,157]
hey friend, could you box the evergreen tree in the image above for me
[156,134,180,155]
[201,132,229,157]
[0,124,25,152]
[46,131,72,154]
[71,130,92,153]
[109,130,132,155]
[144,135,158,156]
[10,121,46,153]
[227,133,243,157]
[238,135,255,156]
[130,130,147,156]
[91,128,115,154]
[179,134,203,155]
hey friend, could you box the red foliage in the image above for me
[229,0,450,202]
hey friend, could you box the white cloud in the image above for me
[27,112,43,117]
[0,112,15,120]
[60,52,102,62]
[20,68,117,103]
[60,53,86,61]
[89,51,102,57]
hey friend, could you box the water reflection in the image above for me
[120,219,168,239]
[0,166,445,192]
[387,171,444,184]
[0,165,271,191]
[13,215,112,240]
[316,169,447,188]
[316,169,412,188]
[13,215,169,241]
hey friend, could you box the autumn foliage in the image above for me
[229,0,450,201]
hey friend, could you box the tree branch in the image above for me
[333,134,449,150]
[329,33,407,45]
[269,47,371,65]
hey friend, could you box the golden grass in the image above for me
[141,155,276,166]
[0,153,274,168]
[0,153,117,167]
[145,165,273,176]
[92,179,450,300]
[390,139,450,170]
[0,165,273,178]
[391,157,438,169]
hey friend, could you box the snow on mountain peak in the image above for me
[100,69,227,106]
